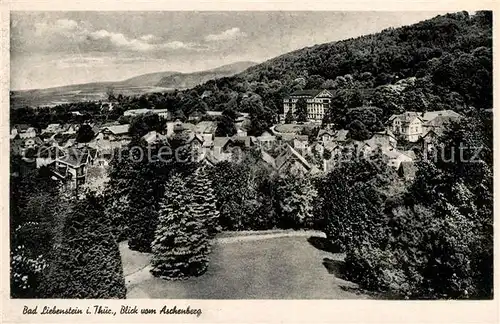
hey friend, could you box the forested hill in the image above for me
[180,11,492,134]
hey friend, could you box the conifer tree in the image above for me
[150,174,210,279]
[190,167,220,237]
[40,193,127,298]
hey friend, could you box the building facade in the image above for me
[283,89,333,123]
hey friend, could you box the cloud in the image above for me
[88,29,156,51]
[27,18,201,53]
[140,34,157,42]
[205,27,247,41]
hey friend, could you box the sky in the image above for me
[11,11,452,90]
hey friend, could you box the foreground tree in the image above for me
[190,167,220,237]
[150,174,210,279]
[40,193,126,298]
[275,170,318,229]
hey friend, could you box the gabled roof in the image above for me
[201,151,219,166]
[398,161,417,179]
[58,148,90,167]
[373,129,396,139]
[382,147,414,161]
[186,133,204,144]
[142,131,169,145]
[260,150,276,168]
[317,129,336,137]
[102,124,130,135]
[424,115,459,128]
[288,89,332,98]
[13,124,31,132]
[422,110,461,121]
[224,136,253,148]
[388,112,423,124]
[195,121,217,134]
[275,144,311,171]
[213,137,230,148]
[37,145,65,158]
[333,130,349,142]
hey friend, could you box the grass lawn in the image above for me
[120,231,370,299]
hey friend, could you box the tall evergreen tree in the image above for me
[40,193,127,298]
[150,174,211,279]
[190,167,220,237]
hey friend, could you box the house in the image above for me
[142,131,169,145]
[36,145,65,168]
[52,133,77,148]
[63,124,80,135]
[96,124,130,141]
[51,147,95,190]
[235,128,247,137]
[222,136,255,152]
[195,121,218,136]
[124,108,171,120]
[11,124,37,139]
[382,147,414,169]
[256,135,277,150]
[186,133,204,147]
[199,151,220,167]
[389,110,462,143]
[422,113,460,135]
[388,112,424,142]
[211,137,233,161]
[42,123,63,134]
[422,110,461,123]
[365,130,397,150]
[283,89,333,123]
[317,128,336,144]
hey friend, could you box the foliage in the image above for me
[75,124,95,143]
[325,113,493,299]
[284,106,295,123]
[128,112,167,139]
[190,167,221,237]
[274,171,318,229]
[150,174,211,279]
[39,193,127,298]
[215,108,237,137]
[318,150,397,250]
[295,98,308,122]
[10,166,61,298]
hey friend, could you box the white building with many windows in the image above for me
[283,89,333,123]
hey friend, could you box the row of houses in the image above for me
[388,110,461,142]
[11,105,460,188]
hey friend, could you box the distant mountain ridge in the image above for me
[10,61,257,108]
[155,61,257,88]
